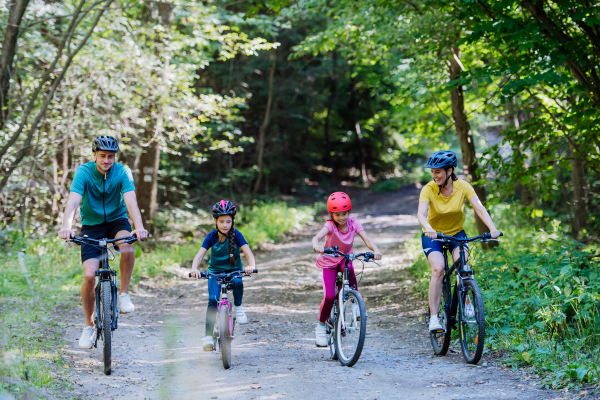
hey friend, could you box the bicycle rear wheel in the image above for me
[430,288,451,356]
[219,307,232,369]
[101,281,112,375]
[458,279,485,364]
[335,290,366,367]
[328,300,338,360]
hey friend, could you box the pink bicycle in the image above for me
[189,269,257,369]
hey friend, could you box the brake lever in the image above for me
[481,239,499,243]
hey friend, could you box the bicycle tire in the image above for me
[219,307,232,369]
[335,290,366,367]
[458,279,485,364]
[101,281,112,375]
[328,300,338,360]
[430,290,451,356]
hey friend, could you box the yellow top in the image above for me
[419,179,477,236]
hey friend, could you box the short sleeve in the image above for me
[323,220,335,233]
[235,230,248,247]
[120,166,135,194]
[201,231,217,249]
[350,218,364,233]
[419,185,432,203]
[463,181,477,199]
[70,166,86,195]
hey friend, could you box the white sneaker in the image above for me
[118,293,135,314]
[202,336,215,351]
[79,326,97,349]
[464,296,476,318]
[315,323,327,347]
[429,316,443,332]
[235,305,248,324]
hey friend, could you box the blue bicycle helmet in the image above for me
[425,150,457,169]
[92,136,119,153]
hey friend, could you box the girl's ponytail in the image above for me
[228,220,236,267]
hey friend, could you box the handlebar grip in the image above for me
[189,271,207,278]
[253,269,258,274]
[437,232,443,239]
[499,232,504,237]
[324,247,334,254]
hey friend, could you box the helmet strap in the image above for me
[437,169,452,195]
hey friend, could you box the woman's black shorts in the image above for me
[80,218,132,263]
[421,230,468,258]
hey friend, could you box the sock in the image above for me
[319,322,325,326]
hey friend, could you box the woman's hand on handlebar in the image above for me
[490,230,501,239]
[189,268,201,279]
[313,244,324,254]
[425,229,437,239]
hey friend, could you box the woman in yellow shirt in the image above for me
[417,150,500,332]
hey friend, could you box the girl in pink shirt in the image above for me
[311,192,383,347]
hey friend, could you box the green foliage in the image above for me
[407,204,600,388]
[237,201,318,248]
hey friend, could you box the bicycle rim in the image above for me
[219,307,232,369]
[459,279,485,364]
[101,281,112,375]
[335,290,366,367]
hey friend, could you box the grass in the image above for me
[405,203,600,390]
[0,199,319,395]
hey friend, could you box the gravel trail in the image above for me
[61,187,560,399]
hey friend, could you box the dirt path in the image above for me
[60,187,559,400]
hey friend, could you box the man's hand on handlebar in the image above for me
[58,229,76,242]
[131,229,149,242]
[189,269,201,279]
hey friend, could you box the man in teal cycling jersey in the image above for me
[58,136,148,349]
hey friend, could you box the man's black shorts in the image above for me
[80,218,132,263]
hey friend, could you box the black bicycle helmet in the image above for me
[212,200,237,219]
[425,150,457,169]
[92,136,119,153]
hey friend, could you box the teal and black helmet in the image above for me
[92,136,119,153]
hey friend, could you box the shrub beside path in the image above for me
[59,187,564,399]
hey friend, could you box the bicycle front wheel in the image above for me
[101,281,112,375]
[219,306,232,369]
[335,290,366,367]
[458,279,485,364]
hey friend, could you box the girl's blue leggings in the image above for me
[206,276,243,336]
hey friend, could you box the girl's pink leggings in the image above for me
[318,262,358,323]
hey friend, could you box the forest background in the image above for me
[2,0,600,394]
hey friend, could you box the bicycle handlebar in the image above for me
[421,231,504,242]
[71,234,144,246]
[188,269,258,279]
[322,246,378,263]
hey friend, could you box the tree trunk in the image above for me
[137,0,173,234]
[323,50,337,168]
[448,45,492,240]
[0,0,30,130]
[251,55,276,206]
[348,75,368,186]
[570,142,588,239]
[137,107,162,234]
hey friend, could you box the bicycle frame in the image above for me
[441,243,471,332]
[216,279,234,343]
[93,241,119,347]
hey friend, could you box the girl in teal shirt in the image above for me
[190,200,256,351]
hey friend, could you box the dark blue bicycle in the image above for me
[70,234,141,375]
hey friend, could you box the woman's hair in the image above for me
[446,167,458,181]
[228,219,236,267]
